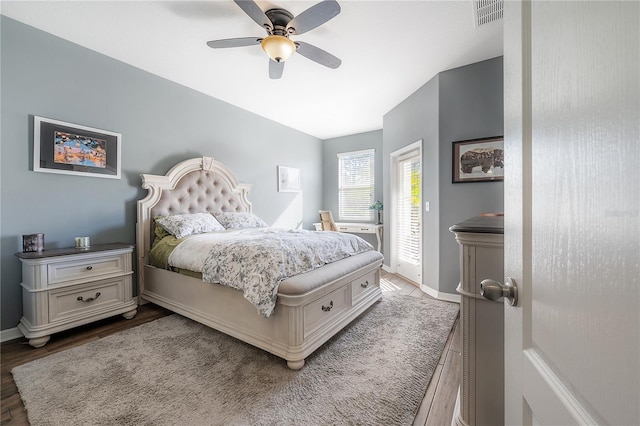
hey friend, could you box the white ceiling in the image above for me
[1,1,503,140]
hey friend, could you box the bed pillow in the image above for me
[213,212,268,230]
[154,219,172,241]
[155,212,225,239]
[151,220,173,250]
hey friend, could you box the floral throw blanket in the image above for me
[189,229,373,317]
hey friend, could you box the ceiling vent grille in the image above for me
[473,0,503,27]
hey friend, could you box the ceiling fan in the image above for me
[207,0,342,79]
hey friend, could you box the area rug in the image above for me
[12,293,459,426]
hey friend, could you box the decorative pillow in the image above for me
[154,219,172,241]
[213,212,268,230]
[155,213,225,239]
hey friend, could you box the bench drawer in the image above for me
[303,285,350,338]
[351,271,377,302]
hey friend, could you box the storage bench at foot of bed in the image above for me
[140,252,383,369]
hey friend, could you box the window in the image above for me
[337,149,375,221]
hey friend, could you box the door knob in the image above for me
[480,277,518,306]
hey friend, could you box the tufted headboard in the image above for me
[136,157,252,291]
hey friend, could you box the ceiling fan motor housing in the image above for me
[265,9,294,36]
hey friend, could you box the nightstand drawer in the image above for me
[351,271,377,301]
[48,254,127,285]
[304,285,349,338]
[48,278,125,322]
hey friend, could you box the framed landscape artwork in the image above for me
[452,136,504,183]
[33,116,121,179]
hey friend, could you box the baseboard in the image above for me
[383,267,461,304]
[1,327,24,343]
[421,284,461,304]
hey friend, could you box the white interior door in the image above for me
[504,1,639,425]
[391,142,422,284]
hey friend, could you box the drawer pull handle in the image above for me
[77,292,101,303]
[321,301,333,312]
[361,280,369,288]
[86,266,93,271]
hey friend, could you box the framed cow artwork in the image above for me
[452,136,504,183]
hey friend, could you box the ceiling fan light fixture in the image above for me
[261,35,296,62]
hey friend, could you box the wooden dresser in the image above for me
[16,243,137,348]
[450,216,504,426]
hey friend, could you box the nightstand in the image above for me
[16,243,137,348]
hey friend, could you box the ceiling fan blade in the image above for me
[207,37,262,48]
[233,0,273,31]
[295,41,341,69]
[269,59,284,79]
[287,0,341,35]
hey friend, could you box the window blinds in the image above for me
[397,153,421,264]
[337,149,375,221]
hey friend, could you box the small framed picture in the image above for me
[277,166,301,192]
[33,116,121,179]
[452,136,504,183]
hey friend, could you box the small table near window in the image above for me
[335,222,383,252]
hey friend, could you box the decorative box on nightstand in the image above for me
[16,243,137,348]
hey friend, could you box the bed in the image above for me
[136,156,383,369]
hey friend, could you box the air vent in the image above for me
[473,0,503,27]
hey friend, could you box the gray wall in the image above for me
[321,130,383,249]
[382,77,440,287]
[438,57,504,294]
[383,57,503,295]
[0,17,323,331]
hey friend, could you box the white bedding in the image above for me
[167,229,253,272]
[168,228,374,317]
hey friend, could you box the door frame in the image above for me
[389,140,422,283]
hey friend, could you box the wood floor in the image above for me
[379,271,462,426]
[1,272,460,425]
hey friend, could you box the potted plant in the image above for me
[369,201,383,224]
